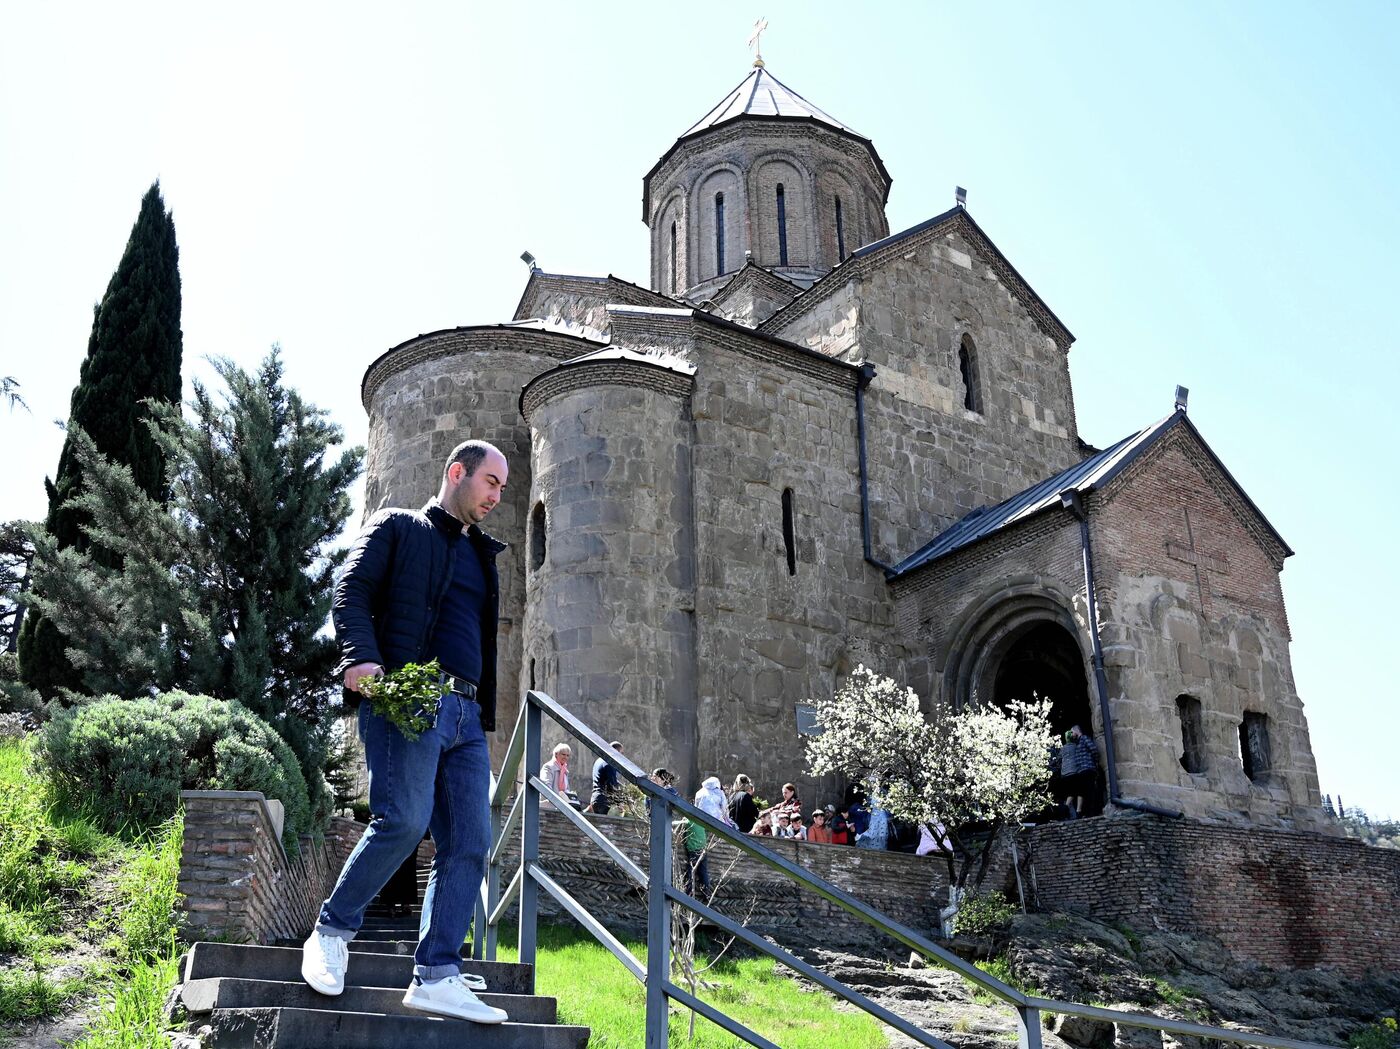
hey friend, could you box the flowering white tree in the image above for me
[805,665,1055,893]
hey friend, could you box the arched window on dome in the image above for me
[958,333,983,414]
[835,196,846,260]
[715,192,726,276]
[669,222,678,295]
[776,184,789,267]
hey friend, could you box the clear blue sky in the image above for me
[2,3,1396,818]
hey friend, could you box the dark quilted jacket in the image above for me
[332,500,506,732]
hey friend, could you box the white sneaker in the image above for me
[301,931,349,996]
[402,974,508,1024]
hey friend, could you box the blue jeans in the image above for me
[317,691,491,980]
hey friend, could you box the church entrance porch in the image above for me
[943,592,1103,820]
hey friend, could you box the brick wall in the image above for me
[177,791,1007,949]
[177,790,361,944]
[1023,814,1400,978]
[1090,426,1322,822]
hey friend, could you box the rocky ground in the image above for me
[791,912,1399,1049]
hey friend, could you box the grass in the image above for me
[0,737,184,1047]
[969,954,1039,1008]
[493,922,890,1048]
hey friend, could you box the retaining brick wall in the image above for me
[423,806,1016,949]
[177,790,361,944]
[1023,813,1400,978]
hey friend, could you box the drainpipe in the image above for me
[1058,489,1183,820]
[855,363,893,575]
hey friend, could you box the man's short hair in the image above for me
[444,440,498,481]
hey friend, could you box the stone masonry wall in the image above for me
[773,226,1082,569]
[1089,428,1322,825]
[1024,814,1400,978]
[178,790,361,944]
[685,329,907,806]
[524,377,701,786]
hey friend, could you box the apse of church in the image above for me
[358,60,1324,829]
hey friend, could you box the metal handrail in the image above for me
[480,690,1332,1049]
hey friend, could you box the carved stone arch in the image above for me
[692,164,745,281]
[750,151,814,267]
[654,190,687,294]
[816,167,863,265]
[940,578,1098,738]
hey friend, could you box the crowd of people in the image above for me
[540,743,948,855]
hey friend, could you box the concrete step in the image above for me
[185,943,532,996]
[207,1006,590,1049]
[348,938,415,955]
[180,977,556,1024]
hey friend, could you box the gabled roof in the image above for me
[888,410,1292,579]
[760,206,1075,351]
[709,260,805,308]
[512,270,679,323]
[681,67,861,138]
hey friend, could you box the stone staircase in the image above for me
[175,894,590,1047]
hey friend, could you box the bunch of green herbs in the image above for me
[360,660,443,741]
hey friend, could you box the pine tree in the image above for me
[18,182,182,696]
[23,348,364,821]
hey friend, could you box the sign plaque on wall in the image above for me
[795,704,824,737]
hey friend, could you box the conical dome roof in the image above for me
[680,66,863,138]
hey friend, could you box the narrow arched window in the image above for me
[835,196,846,259]
[530,501,547,571]
[1240,711,1271,782]
[1176,695,1207,774]
[776,184,789,267]
[669,222,678,295]
[529,658,537,693]
[959,334,982,413]
[781,488,797,576]
[715,192,726,276]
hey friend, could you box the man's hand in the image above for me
[344,662,384,692]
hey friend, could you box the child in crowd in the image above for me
[806,809,833,843]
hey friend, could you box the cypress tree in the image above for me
[18,182,182,697]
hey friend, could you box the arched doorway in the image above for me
[943,588,1102,820]
[990,622,1093,738]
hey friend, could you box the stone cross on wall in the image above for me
[1166,507,1230,615]
[749,17,768,68]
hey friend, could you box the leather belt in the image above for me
[444,675,478,699]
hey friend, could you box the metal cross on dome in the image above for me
[749,17,768,68]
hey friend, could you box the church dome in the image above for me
[678,67,863,139]
[644,65,892,303]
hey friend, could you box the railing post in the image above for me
[519,695,541,991]
[1018,1005,1043,1049]
[645,794,673,1049]
[480,786,502,960]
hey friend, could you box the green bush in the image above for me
[955,889,1017,935]
[0,651,43,716]
[37,690,313,852]
[1348,1018,1398,1049]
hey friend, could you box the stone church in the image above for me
[359,61,1324,828]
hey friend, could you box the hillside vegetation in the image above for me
[0,733,182,1048]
